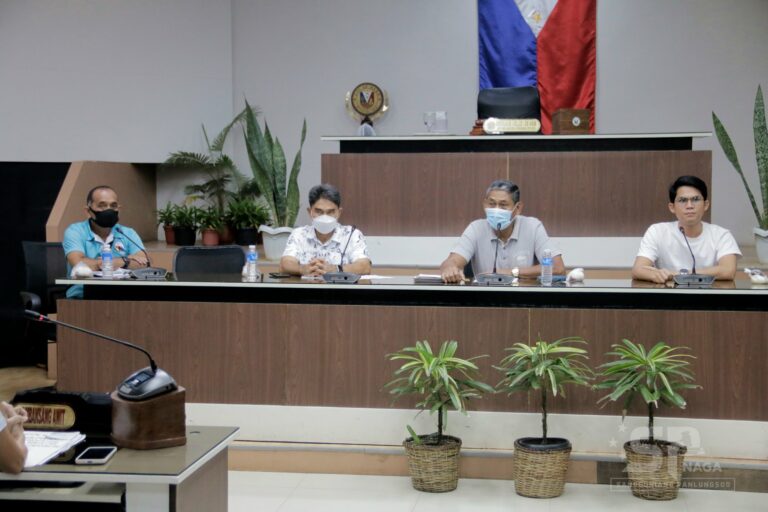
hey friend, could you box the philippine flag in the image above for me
[478,0,596,134]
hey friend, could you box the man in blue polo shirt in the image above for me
[63,185,148,298]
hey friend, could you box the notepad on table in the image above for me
[24,430,86,467]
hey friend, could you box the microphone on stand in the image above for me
[114,227,167,280]
[323,225,361,284]
[476,223,515,286]
[673,226,715,286]
[24,310,178,401]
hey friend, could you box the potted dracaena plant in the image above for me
[157,202,177,245]
[595,339,700,501]
[198,206,224,246]
[226,196,270,246]
[163,108,261,244]
[242,101,307,260]
[171,204,202,247]
[495,336,592,499]
[712,84,768,263]
[385,340,494,493]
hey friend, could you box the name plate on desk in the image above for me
[482,117,541,134]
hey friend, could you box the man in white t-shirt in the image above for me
[0,401,28,474]
[632,175,741,283]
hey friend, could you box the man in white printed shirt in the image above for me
[632,175,741,283]
[280,184,372,277]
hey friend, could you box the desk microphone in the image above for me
[114,227,167,280]
[476,223,514,286]
[673,226,715,286]
[24,310,178,401]
[323,225,361,284]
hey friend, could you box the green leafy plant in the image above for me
[595,339,700,442]
[164,109,259,212]
[172,204,202,229]
[156,202,177,226]
[496,336,592,444]
[226,196,270,230]
[712,84,768,229]
[385,340,493,445]
[242,100,307,227]
[198,205,224,231]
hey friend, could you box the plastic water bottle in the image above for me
[101,243,113,279]
[245,245,260,283]
[540,248,553,287]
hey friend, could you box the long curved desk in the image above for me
[54,275,767,425]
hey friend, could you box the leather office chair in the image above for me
[173,245,246,279]
[20,241,68,314]
[477,86,541,120]
[18,241,68,365]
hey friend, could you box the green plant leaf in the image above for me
[754,84,768,227]
[406,425,421,445]
[285,119,306,227]
[713,110,763,225]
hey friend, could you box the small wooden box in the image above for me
[551,109,590,134]
[111,387,186,449]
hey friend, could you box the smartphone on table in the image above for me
[75,446,118,465]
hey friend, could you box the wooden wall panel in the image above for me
[56,301,765,421]
[529,309,767,421]
[322,151,711,237]
[283,305,529,409]
[57,301,288,404]
[322,153,505,236]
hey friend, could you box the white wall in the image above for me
[0,0,233,164]
[1,0,767,244]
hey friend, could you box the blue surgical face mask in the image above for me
[485,208,513,230]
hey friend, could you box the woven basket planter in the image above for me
[403,434,461,493]
[513,437,571,498]
[624,440,687,500]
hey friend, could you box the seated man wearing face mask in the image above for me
[280,183,372,277]
[439,180,565,283]
[63,185,149,298]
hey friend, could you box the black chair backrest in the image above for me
[477,86,540,120]
[173,246,246,277]
[21,241,68,313]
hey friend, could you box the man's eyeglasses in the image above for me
[675,196,703,205]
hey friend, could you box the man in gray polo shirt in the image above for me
[439,180,565,283]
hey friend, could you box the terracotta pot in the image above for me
[219,224,235,245]
[201,228,220,246]
[163,224,175,245]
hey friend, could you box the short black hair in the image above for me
[669,176,708,203]
[485,180,521,203]
[86,185,116,205]
[308,183,341,207]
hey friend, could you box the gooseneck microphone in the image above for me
[323,225,361,284]
[476,223,514,286]
[492,222,501,274]
[25,310,177,401]
[114,227,167,280]
[673,226,714,286]
[678,226,699,274]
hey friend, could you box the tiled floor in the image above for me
[228,471,767,512]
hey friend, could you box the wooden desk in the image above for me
[53,277,768,423]
[0,426,238,512]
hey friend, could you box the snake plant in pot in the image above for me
[495,336,592,498]
[595,339,700,501]
[386,340,493,493]
[712,84,768,262]
[242,101,307,260]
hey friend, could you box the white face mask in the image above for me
[312,214,338,235]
